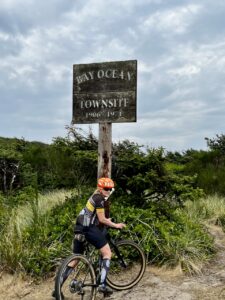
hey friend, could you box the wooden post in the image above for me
[98,122,112,178]
[72,60,137,180]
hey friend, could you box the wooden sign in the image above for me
[72,60,137,124]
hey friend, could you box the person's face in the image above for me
[101,187,112,197]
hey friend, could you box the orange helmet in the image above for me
[97,177,115,189]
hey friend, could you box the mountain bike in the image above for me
[54,228,146,300]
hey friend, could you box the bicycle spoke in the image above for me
[107,240,146,290]
[55,254,96,300]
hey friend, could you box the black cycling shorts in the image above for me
[72,225,108,253]
[84,225,108,250]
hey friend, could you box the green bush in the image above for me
[181,148,225,196]
[0,189,93,277]
[110,202,214,274]
[0,190,216,277]
[0,193,11,233]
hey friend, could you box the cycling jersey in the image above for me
[76,192,106,227]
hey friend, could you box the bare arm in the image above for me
[97,211,126,229]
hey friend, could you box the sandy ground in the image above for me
[1,224,225,300]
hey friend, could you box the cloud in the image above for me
[141,4,202,35]
[1,0,225,151]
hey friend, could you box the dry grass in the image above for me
[11,189,73,232]
[184,195,225,224]
[0,190,73,269]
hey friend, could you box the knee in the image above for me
[103,249,112,260]
[101,246,112,260]
[106,249,112,260]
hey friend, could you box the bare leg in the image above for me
[99,243,111,259]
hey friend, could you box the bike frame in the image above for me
[79,230,127,288]
[55,228,146,300]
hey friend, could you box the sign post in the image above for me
[98,123,112,178]
[72,60,137,179]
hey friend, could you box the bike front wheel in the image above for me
[107,240,146,290]
[55,254,96,300]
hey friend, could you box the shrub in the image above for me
[111,202,214,274]
[0,190,216,277]
[0,189,90,276]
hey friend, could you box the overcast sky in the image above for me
[1,0,225,152]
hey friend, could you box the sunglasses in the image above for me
[103,188,112,191]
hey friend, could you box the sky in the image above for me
[1,0,225,152]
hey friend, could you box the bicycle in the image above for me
[54,228,146,300]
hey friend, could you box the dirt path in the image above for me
[1,224,225,300]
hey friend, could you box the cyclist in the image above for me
[52,177,126,298]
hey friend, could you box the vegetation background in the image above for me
[1,127,225,279]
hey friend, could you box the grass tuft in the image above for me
[184,195,225,224]
[0,190,73,273]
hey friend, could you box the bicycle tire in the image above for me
[55,254,96,300]
[107,240,146,290]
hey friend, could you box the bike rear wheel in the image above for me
[55,254,96,300]
[107,240,146,290]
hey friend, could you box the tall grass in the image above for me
[183,194,225,225]
[167,194,225,273]
[12,189,72,231]
[0,190,73,273]
[1,193,225,277]
[113,203,215,275]
[159,214,214,275]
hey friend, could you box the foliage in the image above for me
[184,195,225,225]
[180,149,225,196]
[0,189,91,276]
[165,138,225,196]
[0,193,11,234]
[112,146,204,211]
[0,129,98,197]
[0,137,25,194]
[205,134,225,154]
[1,131,225,278]
[0,189,215,277]
[110,201,214,274]
[0,132,206,207]
[1,131,225,198]
[114,147,167,197]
